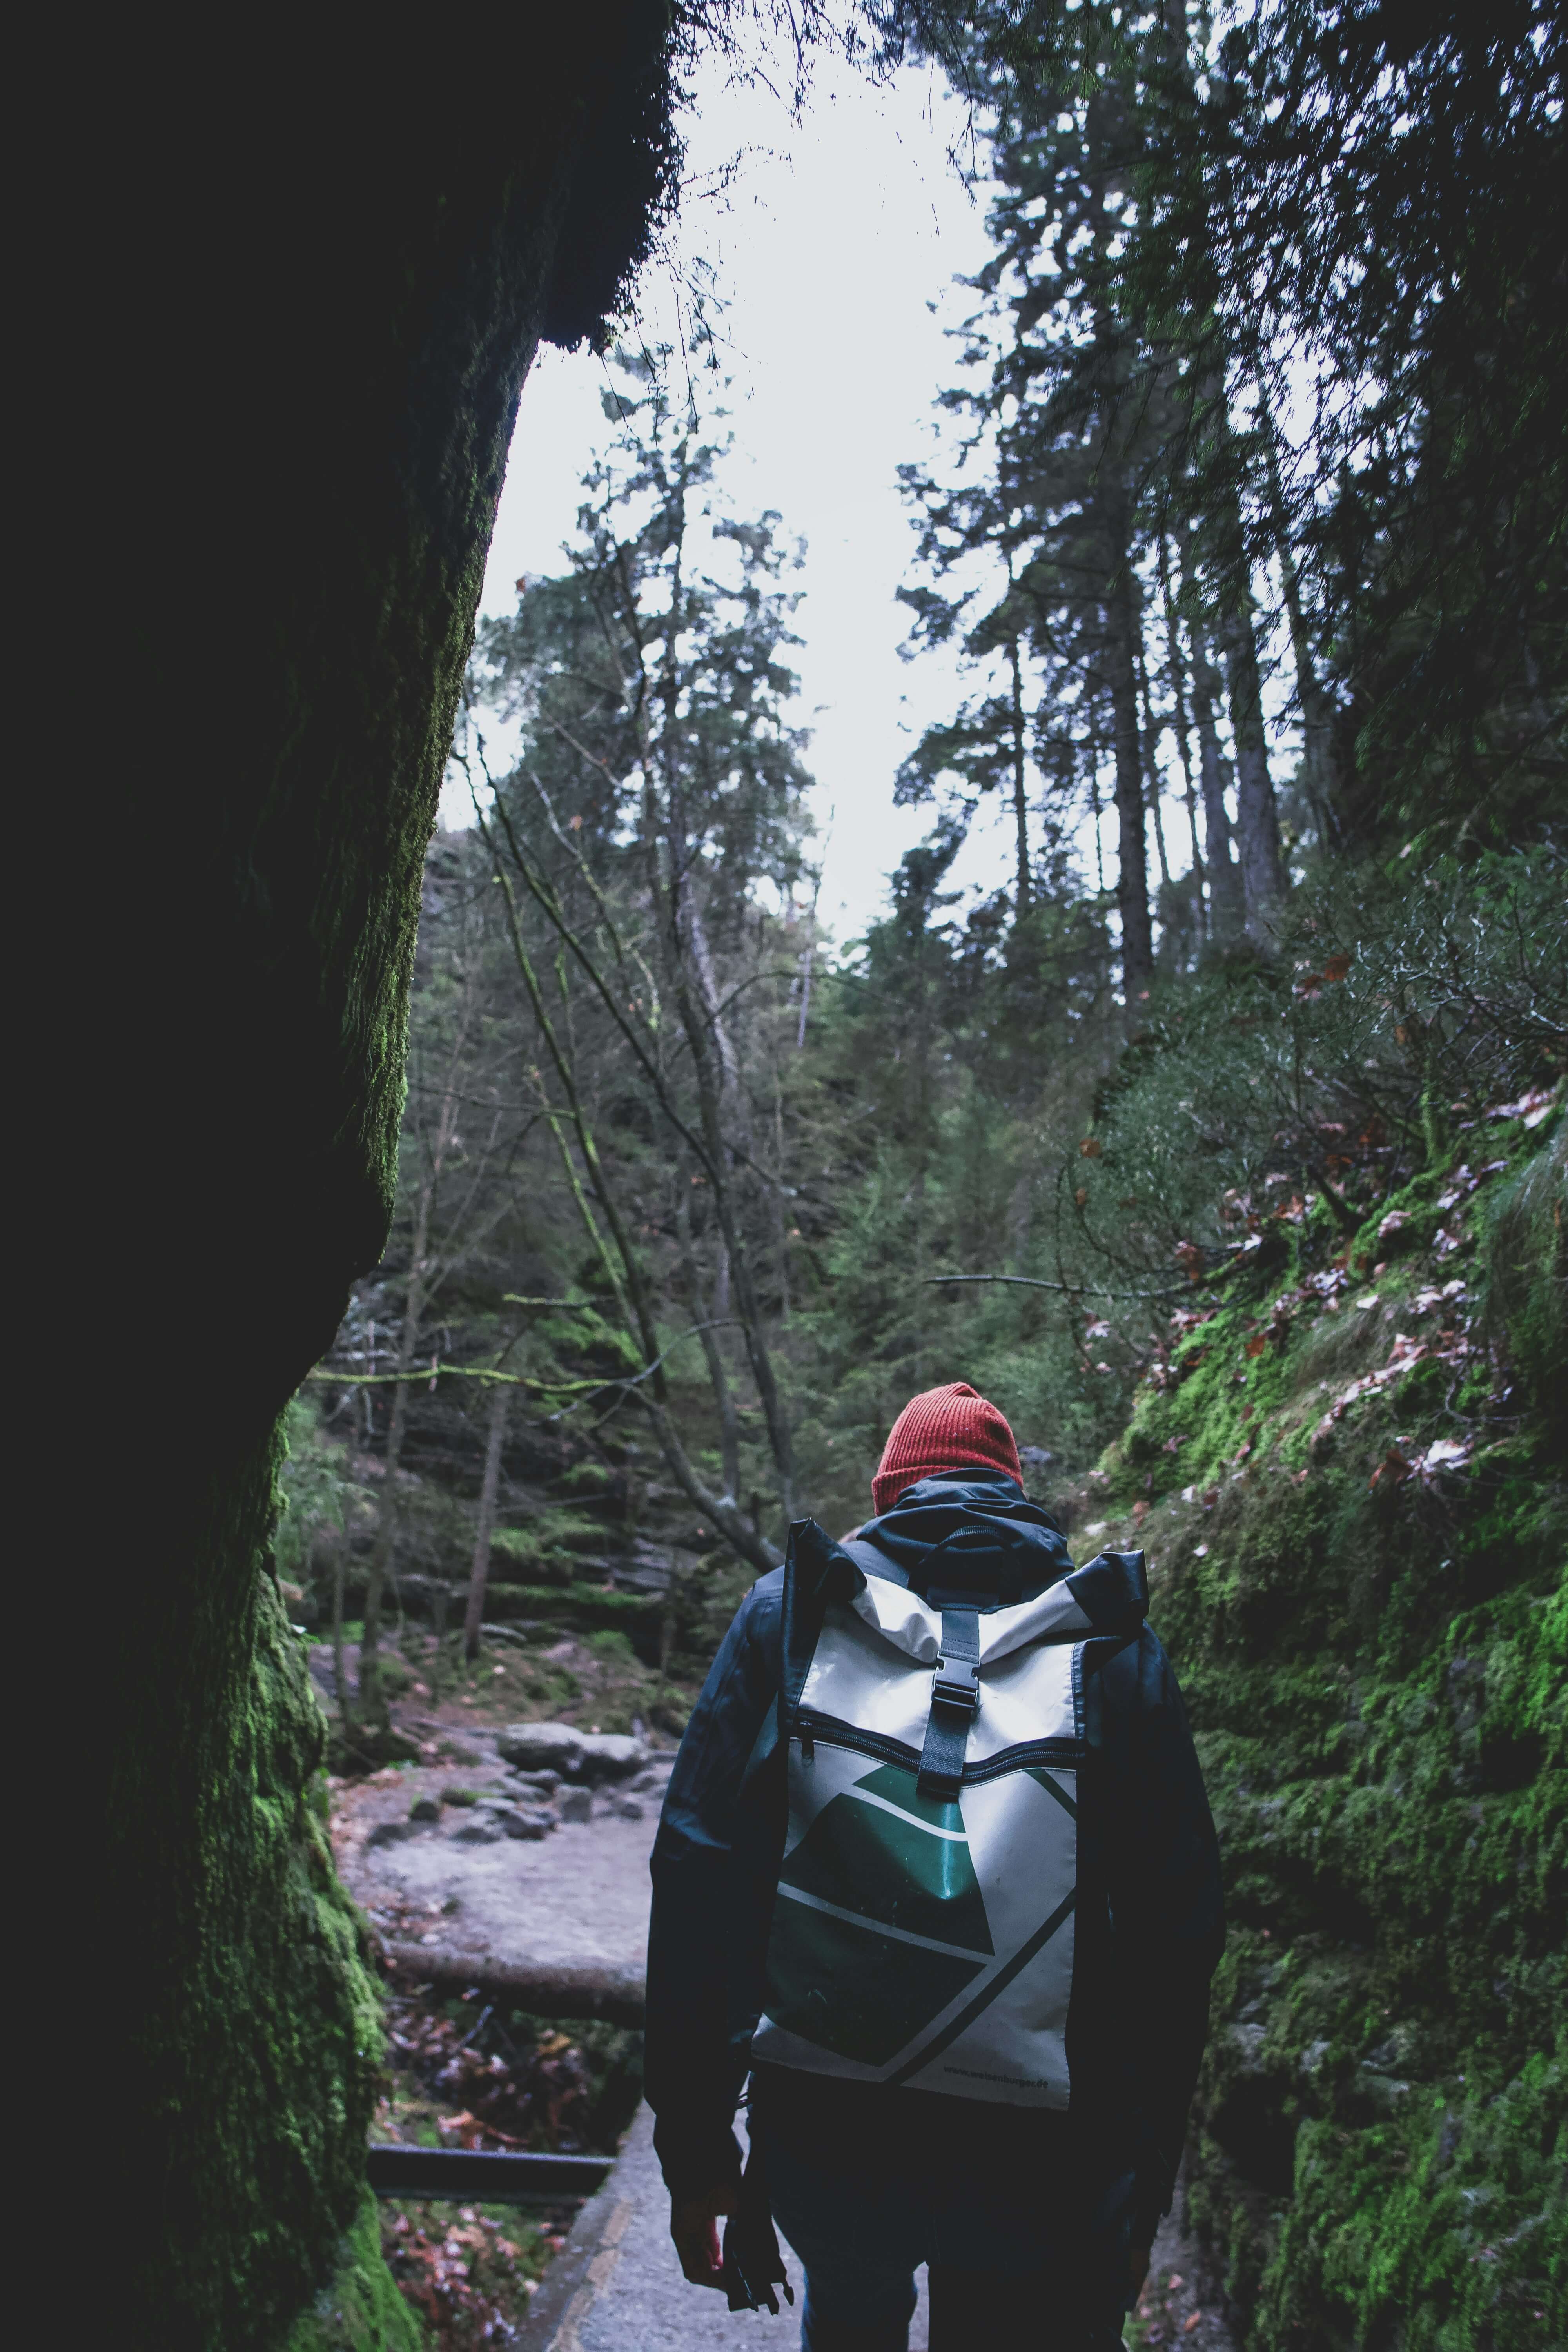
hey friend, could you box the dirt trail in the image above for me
[331,1722,668,1973]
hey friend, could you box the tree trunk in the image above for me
[773,1068,793,1325]
[463,1381,511,1662]
[1256,378,1341,851]
[1180,530,1246,947]
[1138,627,1172,890]
[676,1172,742,1502]
[1161,541,1207,939]
[87,17,677,2345]
[362,1028,466,1721]
[1008,634,1032,922]
[1105,563,1156,1007]
[656,690,796,1521]
[331,1546,352,1730]
[711,1243,742,1501]
[1220,594,1288,944]
[1088,97,1154,1011]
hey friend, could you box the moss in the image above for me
[280,2194,424,2352]
[1105,1118,1567,2347]
[109,1428,401,2352]
[500,1581,660,1632]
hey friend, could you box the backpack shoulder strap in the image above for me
[778,1517,863,1749]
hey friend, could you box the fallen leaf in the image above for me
[1487,1085,1556,1127]
[1080,1136,1103,1158]
[1184,2316,1203,2335]
[1417,1437,1473,1483]
[1245,1334,1267,1358]
[1369,1449,1412,1492]
[1323,953,1352,983]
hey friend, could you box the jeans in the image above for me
[755,2118,1135,2352]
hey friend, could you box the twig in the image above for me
[305,1319,740,1397]
[924,1272,1197,1301]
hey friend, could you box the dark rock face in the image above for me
[87,15,682,2346]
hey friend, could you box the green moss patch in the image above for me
[281,2193,424,2352]
[1098,1121,1566,2347]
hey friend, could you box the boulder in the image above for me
[366,1819,415,1849]
[440,1785,480,1806]
[497,1722,646,1783]
[450,1820,505,1845]
[408,1797,441,1823]
[555,1785,593,1824]
[613,1795,644,1821]
[481,1804,554,1841]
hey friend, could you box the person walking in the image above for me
[645,1381,1223,2350]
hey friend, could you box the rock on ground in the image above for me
[497,1722,647,1782]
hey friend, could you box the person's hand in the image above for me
[670,2189,732,2290]
[1128,2243,1152,2303]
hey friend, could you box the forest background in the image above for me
[283,6,1564,2348]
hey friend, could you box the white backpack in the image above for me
[752,1546,1116,2109]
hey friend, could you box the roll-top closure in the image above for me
[849,1569,1091,1668]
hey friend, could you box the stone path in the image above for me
[515,2105,932,2352]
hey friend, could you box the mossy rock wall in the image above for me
[115,1442,387,2342]
[96,14,678,2347]
[1094,1114,1566,2346]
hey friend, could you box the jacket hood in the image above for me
[842,1472,1073,1606]
[833,1472,1147,1637]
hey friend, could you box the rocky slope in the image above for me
[1068,1095,1564,2348]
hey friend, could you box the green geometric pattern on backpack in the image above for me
[764,1903,985,2066]
[776,1763,995,1954]
[765,1760,996,2065]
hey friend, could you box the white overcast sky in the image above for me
[452,42,1294,946]
[449,46,1016,944]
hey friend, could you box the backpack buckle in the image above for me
[932,1656,980,1714]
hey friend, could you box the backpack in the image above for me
[751,1522,1146,2109]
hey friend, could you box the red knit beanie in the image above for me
[871,1382,1023,1517]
